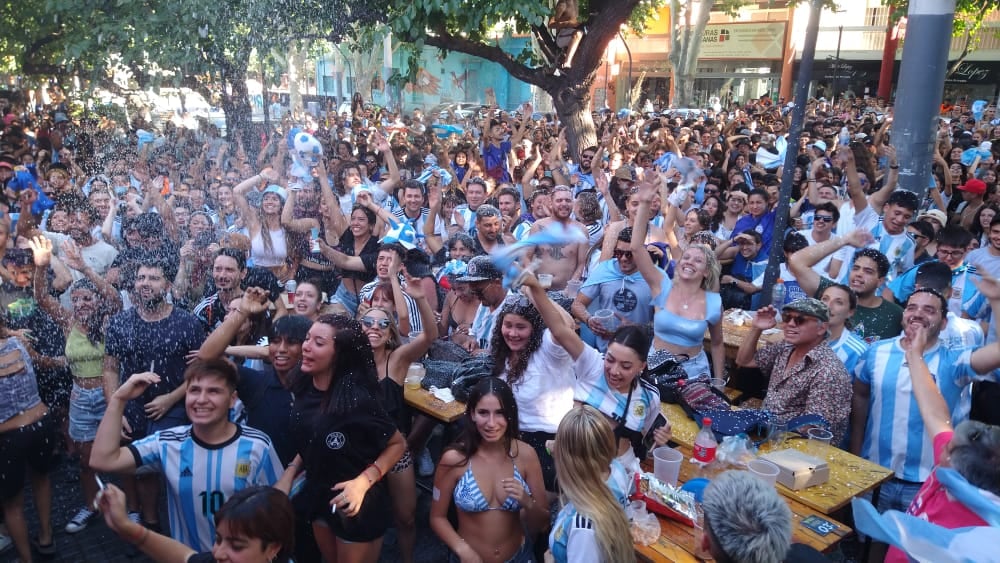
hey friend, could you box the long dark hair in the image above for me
[448,377,520,465]
[290,314,384,417]
[490,297,545,387]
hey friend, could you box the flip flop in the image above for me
[31,535,56,556]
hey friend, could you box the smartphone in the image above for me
[642,413,669,455]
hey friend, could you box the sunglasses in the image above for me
[907,232,929,241]
[937,248,966,259]
[613,249,633,259]
[814,215,835,223]
[782,313,816,326]
[361,316,391,329]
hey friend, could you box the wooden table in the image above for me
[704,313,785,361]
[404,385,466,423]
[635,443,853,562]
[660,402,893,515]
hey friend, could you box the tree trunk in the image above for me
[550,83,598,160]
[222,71,253,140]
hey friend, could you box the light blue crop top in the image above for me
[453,460,531,513]
[652,277,722,347]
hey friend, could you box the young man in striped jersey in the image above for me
[851,273,1000,514]
[91,358,282,552]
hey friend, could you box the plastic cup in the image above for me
[748,459,780,486]
[710,377,727,391]
[653,447,683,486]
[627,499,646,521]
[537,273,553,289]
[807,427,834,458]
[564,279,582,298]
[593,309,618,332]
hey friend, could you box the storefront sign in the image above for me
[947,62,993,84]
[699,22,787,60]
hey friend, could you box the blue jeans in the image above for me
[875,478,923,513]
[332,283,360,317]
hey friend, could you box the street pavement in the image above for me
[1,455,450,562]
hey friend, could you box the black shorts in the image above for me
[309,480,391,543]
[519,430,557,492]
[0,412,57,501]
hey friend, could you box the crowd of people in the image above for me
[0,90,999,563]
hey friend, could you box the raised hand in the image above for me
[260,167,279,182]
[27,236,53,267]
[62,239,86,271]
[752,306,778,331]
[240,286,271,316]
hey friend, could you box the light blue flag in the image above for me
[381,216,417,250]
[756,135,788,170]
[490,222,587,289]
[416,165,454,187]
[961,144,992,166]
[972,100,989,122]
[852,497,1000,563]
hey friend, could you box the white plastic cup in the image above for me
[710,377,727,390]
[564,279,582,298]
[748,459,780,486]
[537,273,553,289]
[653,447,683,487]
[807,427,834,458]
[593,309,618,332]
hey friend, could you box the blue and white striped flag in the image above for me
[381,216,418,250]
[490,222,587,289]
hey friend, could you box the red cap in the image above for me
[958,178,987,195]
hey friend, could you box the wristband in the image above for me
[889,165,899,169]
[131,524,149,546]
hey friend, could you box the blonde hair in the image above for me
[553,405,635,563]
[686,244,721,292]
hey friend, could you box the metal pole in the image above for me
[893,0,956,200]
[833,26,842,105]
[761,0,825,306]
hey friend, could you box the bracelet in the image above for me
[370,460,383,478]
[890,165,899,169]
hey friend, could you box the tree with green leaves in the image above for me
[0,0,388,135]
[884,0,1000,77]
[380,0,667,158]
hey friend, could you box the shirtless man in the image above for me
[528,185,588,291]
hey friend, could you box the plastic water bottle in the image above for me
[772,279,785,321]
[693,418,718,464]
[838,126,850,147]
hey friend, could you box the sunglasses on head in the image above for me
[361,316,392,329]
[613,249,633,259]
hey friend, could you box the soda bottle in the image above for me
[772,279,785,321]
[693,417,718,464]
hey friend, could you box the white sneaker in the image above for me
[65,506,97,533]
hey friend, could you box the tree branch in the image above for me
[423,29,555,90]
[572,0,644,78]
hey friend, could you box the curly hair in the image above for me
[490,296,546,388]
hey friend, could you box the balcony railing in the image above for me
[814,24,1000,55]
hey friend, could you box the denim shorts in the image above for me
[68,383,107,443]
[876,478,923,513]
[331,283,360,317]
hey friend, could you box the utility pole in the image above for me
[761,0,824,306]
[893,0,956,200]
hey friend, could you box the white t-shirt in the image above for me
[500,330,575,434]
[799,229,852,280]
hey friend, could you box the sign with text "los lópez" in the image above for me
[699,22,787,60]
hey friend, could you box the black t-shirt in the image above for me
[237,366,295,465]
[105,307,206,399]
[336,230,379,282]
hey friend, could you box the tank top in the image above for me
[250,227,288,267]
[65,326,105,379]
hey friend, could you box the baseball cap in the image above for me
[782,297,829,323]
[958,178,987,195]
[272,315,312,342]
[917,209,948,227]
[455,255,503,282]
[811,140,827,153]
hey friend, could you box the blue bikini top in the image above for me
[453,460,531,513]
